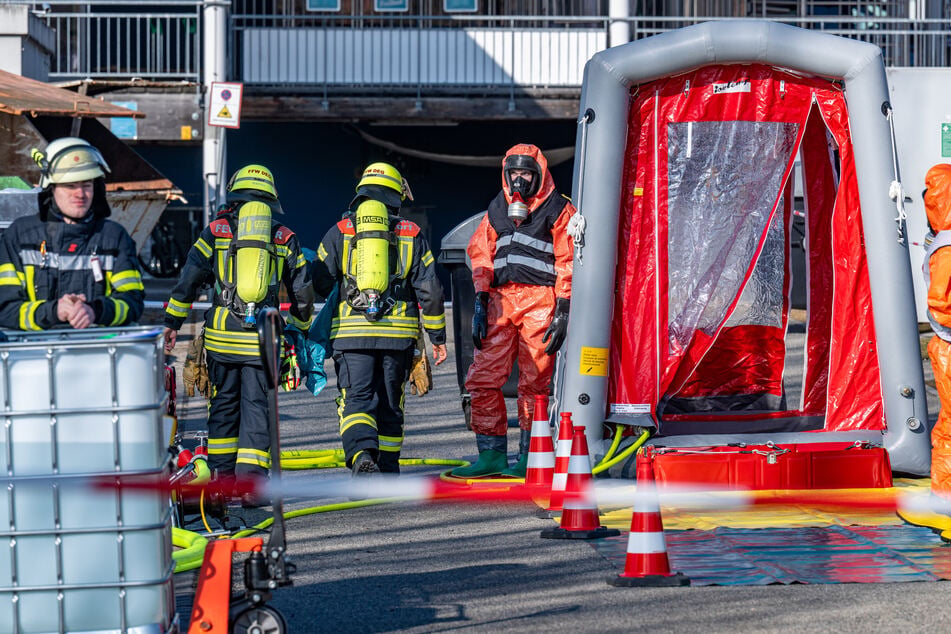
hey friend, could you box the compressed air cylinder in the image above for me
[235,201,272,304]
[354,199,390,294]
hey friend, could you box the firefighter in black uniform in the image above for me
[311,162,448,475]
[0,137,144,330]
[162,164,314,507]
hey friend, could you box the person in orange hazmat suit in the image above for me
[451,144,576,478]
[923,163,951,499]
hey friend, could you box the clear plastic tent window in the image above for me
[666,120,798,353]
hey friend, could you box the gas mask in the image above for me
[507,193,529,221]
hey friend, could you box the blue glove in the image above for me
[542,298,570,355]
[472,292,489,350]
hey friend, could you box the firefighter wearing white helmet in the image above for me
[311,162,448,476]
[0,137,144,330]
[162,164,315,508]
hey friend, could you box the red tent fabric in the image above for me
[608,64,884,435]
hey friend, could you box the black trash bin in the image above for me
[438,213,521,427]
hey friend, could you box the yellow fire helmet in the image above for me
[227,164,283,214]
[31,137,110,188]
[353,162,414,210]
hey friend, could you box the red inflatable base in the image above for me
[650,444,892,490]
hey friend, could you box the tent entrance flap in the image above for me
[607,64,885,437]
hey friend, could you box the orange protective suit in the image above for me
[924,163,951,498]
[465,144,576,437]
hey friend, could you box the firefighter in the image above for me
[923,163,951,500]
[451,144,576,478]
[311,162,448,476]
[0,137,144,330]
[162,164,314,507]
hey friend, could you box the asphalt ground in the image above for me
[146,278,951,634]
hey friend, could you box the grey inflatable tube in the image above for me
[559,20,930,475]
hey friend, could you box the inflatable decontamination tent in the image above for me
[557,20,932,479]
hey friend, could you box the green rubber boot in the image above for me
[501,428,531,477]
[501,453,528,478]
[451,449,509,478]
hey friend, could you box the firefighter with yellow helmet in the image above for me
[0,137,144,330]
[311,162,448,475]
[162,164,314,507]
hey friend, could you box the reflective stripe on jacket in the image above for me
[0,214,144,330]
[485,190,569,288]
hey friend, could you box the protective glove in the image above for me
[409,335,432,396]
[195,364,210,398]
[185,333,210,398]
[472,291,489,350]
[182,359,197,397]
[542,298,570,355]
[280,337,302,391]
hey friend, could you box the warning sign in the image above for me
[208,82,243,129]
[579,346,609,377]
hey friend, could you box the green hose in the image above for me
[592,429,651,475]
[172,453,469,573]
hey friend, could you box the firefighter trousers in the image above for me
[333,347,414,473]
[206,355,272,481]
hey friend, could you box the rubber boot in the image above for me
[451,434,508,477]
[501,428,531,477]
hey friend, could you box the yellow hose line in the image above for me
[172,526,209,573]
[592,429,651,475]
[596,425,625,468]
[172,455,469,573]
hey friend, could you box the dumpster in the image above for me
[0,327,175,633]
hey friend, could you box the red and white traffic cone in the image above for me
[608,448,689,587]
[536,411,574,518]
[525,395,555,503]
[541,427,620,540]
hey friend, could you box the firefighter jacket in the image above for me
[311,213,447,351]
[0,208,144,330]
[164,213,315,363]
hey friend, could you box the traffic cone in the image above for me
[541,427,620,540]
[525,395,555,503]
[608,448,689,587]
[536,411,574,518]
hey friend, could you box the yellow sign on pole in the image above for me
[208,82,243,129]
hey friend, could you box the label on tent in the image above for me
[633,186,644,197]
[579,346,608,376]
[611,404,651,414]
[942,123,951,157]
[712,79,751,95]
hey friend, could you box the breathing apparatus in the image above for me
[346,162,413,321]
[351,199,392,321]
[503,153,540,221]
[222,200,276,328]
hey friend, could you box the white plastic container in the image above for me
[0,327,175,634]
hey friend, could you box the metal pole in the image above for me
[202,0,229,226]
[609,0,632,48]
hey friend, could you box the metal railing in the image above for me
[8,1,951,86]
[26,0,202,81]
